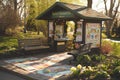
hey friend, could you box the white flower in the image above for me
[88,66,93,71]
[82,66,86,70]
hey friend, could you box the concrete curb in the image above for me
[0,66,37,80]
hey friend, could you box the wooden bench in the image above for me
[67,43,92,63]
[18,38,50,51]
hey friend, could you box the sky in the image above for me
[74,0,105,11]
[80,0,120,12]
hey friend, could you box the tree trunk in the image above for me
[87,0,92,8]
[14,0,17,13]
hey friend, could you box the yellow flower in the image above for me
[70,67,77,72]
[77,64,82,69]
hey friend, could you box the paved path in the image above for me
[0,52,72,80]
[0,70,26,80]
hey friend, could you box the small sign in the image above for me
[52,11,74,18]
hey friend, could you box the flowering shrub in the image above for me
[101,40,113,54]
[70,64,111,80]
[70,64,95,79]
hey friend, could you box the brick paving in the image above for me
[0,52,73,80]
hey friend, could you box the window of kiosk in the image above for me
[54,25,64,40]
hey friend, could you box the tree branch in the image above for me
[0,0,6,9]
[109,0,114,17]
[103,0,108,15]
[112,1,120,21]
[112,0,116,8]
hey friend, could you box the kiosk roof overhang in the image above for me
[36,2,112,21]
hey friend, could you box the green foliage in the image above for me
[93,70,110,80]
[101,39,120,57]
[112,59,120,67]
[65,40,74,51]
[112,66,120,79]
[69,46,120,80]
[91,54,106,63]
[79,69,95,79]
[0,36,18,53]
[102,33,107,39]
[0,31,45,53]
[77,55,91,66]
[111,42,120,57]
[97,64,109,71]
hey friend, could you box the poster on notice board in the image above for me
[85,23,101,48]
[75,21,83,42]
[49,22,54,37]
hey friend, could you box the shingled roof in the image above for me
[36,2,111,21]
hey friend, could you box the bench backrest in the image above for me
[18,38,48,49]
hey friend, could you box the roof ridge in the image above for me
[56,2,86,6]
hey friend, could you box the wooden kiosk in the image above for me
[36,2,111,52]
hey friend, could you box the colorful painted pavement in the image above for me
[4,52,72,79]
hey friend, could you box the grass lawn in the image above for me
[0,36,18,53]
[0,31,46,54]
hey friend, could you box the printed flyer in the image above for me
[49,22,54,37]
[75,21,83,42]
[85,23,101,48]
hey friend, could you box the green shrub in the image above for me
[91,54,106,63]
[79,69,95,80]
[112,59,120,67]
[77,55,91,66]
[93,70,110,80]
[97,64,109,71]
[112,66,120,79]
[0,36,18,53]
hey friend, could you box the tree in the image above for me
[25,0,38,31]
[0,0,23,35]
[103,0,120,37]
